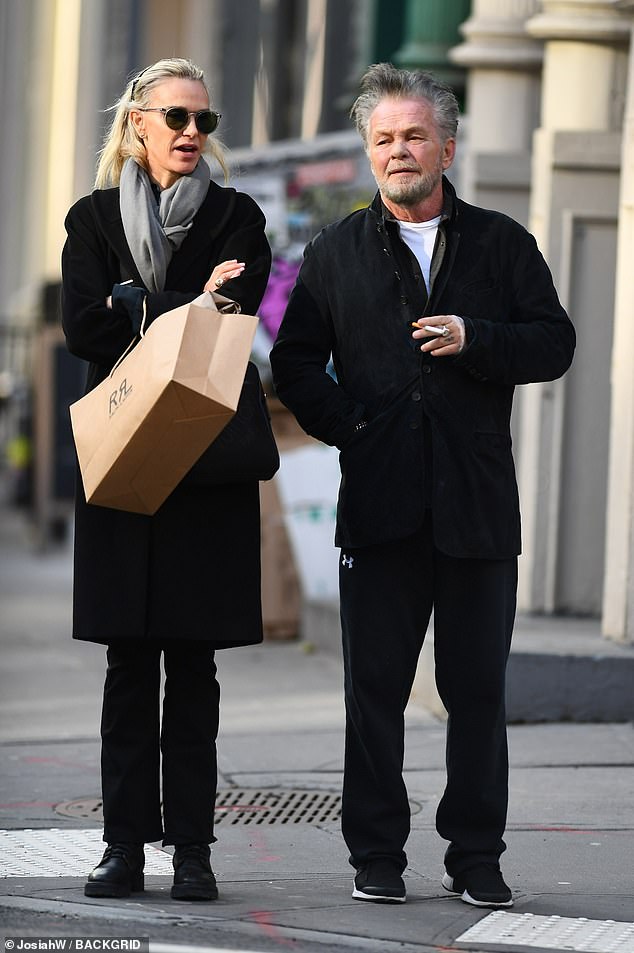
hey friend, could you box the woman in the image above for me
[61,58,271,902]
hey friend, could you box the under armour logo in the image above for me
[341,554,354,569]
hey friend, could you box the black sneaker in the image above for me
[442,865,513,908]
[353,860,406,903]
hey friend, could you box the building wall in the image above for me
[517,2,631,627]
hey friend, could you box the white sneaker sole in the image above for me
[352,882,406,903]
[441,872,513,908]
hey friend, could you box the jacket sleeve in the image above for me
[62,197,141,365]
[270,242,366,448]
[206,193,272,316]
[456,228,576,386]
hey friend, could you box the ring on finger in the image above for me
[215,277,224,288]
[441,325,450,337]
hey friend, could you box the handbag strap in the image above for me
[109,297,148,378]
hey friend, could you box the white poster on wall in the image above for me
[275,443,340,601]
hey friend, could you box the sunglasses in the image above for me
[138,106,221,134]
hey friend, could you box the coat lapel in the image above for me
[90,189,141,284]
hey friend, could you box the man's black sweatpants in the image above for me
[338,515,517,877]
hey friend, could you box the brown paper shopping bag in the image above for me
[70,292,257,515]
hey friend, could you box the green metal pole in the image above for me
[393,0,470,97]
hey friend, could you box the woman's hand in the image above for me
[204,259,245,293]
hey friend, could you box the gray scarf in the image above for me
[119,157,210,293]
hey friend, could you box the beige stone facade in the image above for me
[2,1,634,642]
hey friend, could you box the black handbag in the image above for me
[181,361,280,486]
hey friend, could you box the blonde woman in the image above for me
[62,58,271,901]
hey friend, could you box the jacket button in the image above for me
[409,420,420,430]
[411,390,421,401]
[422,365,432,374]
[400,296,409,305]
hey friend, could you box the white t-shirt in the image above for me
[397,216,441,291]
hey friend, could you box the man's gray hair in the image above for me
[350,62,459,147]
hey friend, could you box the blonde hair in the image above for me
[94,57,228,189]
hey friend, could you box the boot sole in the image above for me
[171,884,219,901]
[84,878,144,898]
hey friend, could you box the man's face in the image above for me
[367,96,455,208]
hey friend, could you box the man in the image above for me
[270,64,575,909]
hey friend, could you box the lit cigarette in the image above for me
[411,322,446,335]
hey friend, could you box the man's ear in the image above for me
[442,137,456,171]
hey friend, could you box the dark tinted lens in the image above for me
[195,110,219,134]
[165,106,189,131]
[164,107,189,130]
[163,108,219,133]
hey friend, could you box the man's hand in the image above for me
[412,315,465,356]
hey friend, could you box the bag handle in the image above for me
[108,297,148,378]
[108,290,241,379]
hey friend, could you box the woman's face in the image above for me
[131,78,210,189]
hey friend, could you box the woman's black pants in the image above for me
[100,640,220,846]
[339,521,517,877]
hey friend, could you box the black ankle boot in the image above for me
[171,843,218,901]
[85,842,145,898]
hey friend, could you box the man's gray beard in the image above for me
[379,169,439,207]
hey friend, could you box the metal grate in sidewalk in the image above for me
[55,789,343,827]
[214,788,342,825]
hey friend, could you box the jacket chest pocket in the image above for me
[445,278,503,319]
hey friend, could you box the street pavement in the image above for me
[0,501,633,953]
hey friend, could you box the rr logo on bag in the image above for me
[109,379,133,417]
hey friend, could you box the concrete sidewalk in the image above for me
[0,503,633,953]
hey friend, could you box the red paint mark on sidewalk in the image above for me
[0,801,56,809]
[248,829,282,863]
[249,910,295,947]
[216,804,269,812]
[527,826,608,833]
[21,756,93,770]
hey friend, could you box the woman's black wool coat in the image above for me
[62,180,271,646]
